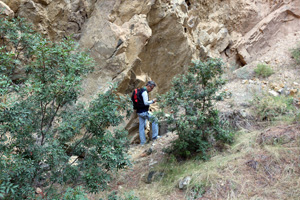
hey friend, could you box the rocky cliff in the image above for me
[2,0,299,99]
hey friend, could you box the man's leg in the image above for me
[148,113,159,140]
[138,112,147,145]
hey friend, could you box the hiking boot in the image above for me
[152,135,161,141]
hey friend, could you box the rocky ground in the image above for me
[89,132,189,200]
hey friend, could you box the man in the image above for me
[135,81,159,145]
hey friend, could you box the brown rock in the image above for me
[0,1,14,17]
[289,89,298,96]
[35,187,42,194]
[1,0,20,13]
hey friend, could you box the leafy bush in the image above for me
[155,59,233,159]
[61,187,89,200]
[0,16,38,81]
[252,94,295,121]
[0,16,132,199]
[254,63,273,78]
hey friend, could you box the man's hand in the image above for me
[153,98,157,103]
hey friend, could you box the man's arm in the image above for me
[142,91,154,105]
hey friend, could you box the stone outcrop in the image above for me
[79,0,154,98]
[1,0,96,40]
[0,1,14,17]
[234,1,300,65]
[3,0,299,95]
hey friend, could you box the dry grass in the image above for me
[91,124,300,200]
[189,125,300,200]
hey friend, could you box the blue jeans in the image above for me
[137,111,158,145]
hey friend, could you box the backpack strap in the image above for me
[134,89,138,102]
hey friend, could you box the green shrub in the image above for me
[254,63,273,78]
[0,15,132,199]
[291,45,300,64]
[187,183,206,200]
[295,111,300,123]
[100,191,140,200]
[61,187,89,200]
[0,16,38,81]
[155,59,233,159]
[252,94,295,121]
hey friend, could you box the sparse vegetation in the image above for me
[251,94,295,121]
[100,191,140,200]
[60,187,89,200]
[235,66,252,79]
[254,63,273,78]
[291,44,300,64]
[186,182,206,200]
[156,59,233,159]
[136,127,300,199]
[295,111,300,123]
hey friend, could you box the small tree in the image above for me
[0,16,132,199]
[156,59,233,159]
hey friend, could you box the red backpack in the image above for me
[131,88,145,110]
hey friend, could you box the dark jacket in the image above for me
[135,87,149,113]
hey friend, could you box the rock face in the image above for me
[0,1,14,17]
[2,0,300,139]
[234,1,300,65]
[3,0,299,94]
[1,0,96,40]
